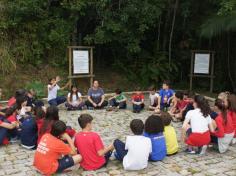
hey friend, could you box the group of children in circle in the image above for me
[0,76,236,175]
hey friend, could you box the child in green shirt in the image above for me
[108,89,127,110]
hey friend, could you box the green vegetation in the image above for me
[0,0,236,94]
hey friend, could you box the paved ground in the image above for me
[0,106,236,176]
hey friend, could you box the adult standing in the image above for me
[47,76,69,106]
[85,80,108,109]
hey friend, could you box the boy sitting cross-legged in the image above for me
[113,119,152,170]
[74,114,114,171]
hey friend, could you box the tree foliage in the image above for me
[0,0,236,91]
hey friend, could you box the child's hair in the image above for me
[148,85,156,91]
[34,106,46,120]
[130,119,144,135]
[40,106,59,135]
[215,99,228,124]
[51,120,67,137]
[218,91,230,101]
[69,85,79,102]
[163,80,171,87]
[115,88,122,94]
[228,94,236,113]
[145,115,164,134]
[15,89,27,99]
[48,78,55,84]
[16,95,27,110]
[194,95,211,117]
[160,112,172,126]
[175,91,184,100]
[78,114,93,129]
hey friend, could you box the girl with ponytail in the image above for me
[182,95,215,154]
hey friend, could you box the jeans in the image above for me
[133,104,144,112]
[109,99,127,109]
[113,139,128,161]
[0,127,8,144]
[48,96,66,106]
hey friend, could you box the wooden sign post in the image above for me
[189,50,215,92]
[68,46,95,88]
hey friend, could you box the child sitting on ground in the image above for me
[211,99,235,153]
[160,112,178,155]
[16,96,38,149]
[26,89,44,108]
[37,106,76,144]
[34,120,82,175]
[182,95,215,154]
[169,91,189,121]
[113,119,152,170]
[0,108,18,145]
[65,85,85,110]
[107,89,127,111]
[227,94,236,144]
[156,80,175,112]
[148,86,159,111]
[47,76,69,106]
[131,88,145,113]
[74,114,114,170]
[34,106,46,137]
[144,115,166,161]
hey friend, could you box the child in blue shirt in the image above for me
[143,115,166,161]
[157,80,175,111]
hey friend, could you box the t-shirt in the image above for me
[47,84,60,101]
[74,131,105,170]
[149,93,159,106]
[67,92,82,105]
[20,116,38,147]
[163,126,179,155]
[131,93,144,102]
[143,132,166,161]
[7,97,16,107]
[88,88,104,104]
[159,89,175,104]
[211,112,235,138]
[33,133,72,175]
[115,93,126,102]
[230,111,236,137]
[176,100,189,110]
[185,108,212,133]
[123,135,152,170]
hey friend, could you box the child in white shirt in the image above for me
[113,119,152,170]
[182,95,215,154]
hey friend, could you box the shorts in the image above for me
[57,156,74,173]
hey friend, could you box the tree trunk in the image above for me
[168,0,179,69]
[227,32,236,91]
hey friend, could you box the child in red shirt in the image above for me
[0,107,19,145]
[34,120,82,175]
[74,114,114,170]
[211,99,235,153]
[131,88,145,113]
[169,91,189,121]
[227,94,236,144]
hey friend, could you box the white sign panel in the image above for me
[73,50,89,74]
[194,53,210,74]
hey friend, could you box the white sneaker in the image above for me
[232,138,236,145]
[198,145,207,155]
